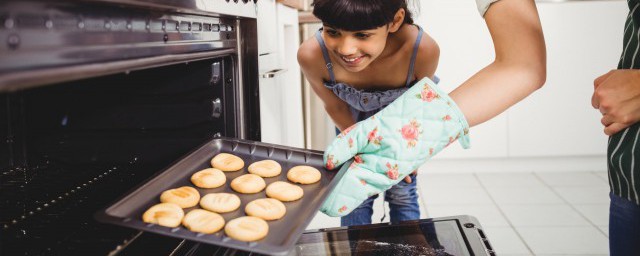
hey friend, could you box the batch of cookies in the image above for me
[142,153,322,242]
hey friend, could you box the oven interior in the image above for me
[0,56,243,255]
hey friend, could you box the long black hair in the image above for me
[312,0,414,31]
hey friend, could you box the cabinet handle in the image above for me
[261,68,287,78]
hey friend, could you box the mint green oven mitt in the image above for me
[320,77,471,217]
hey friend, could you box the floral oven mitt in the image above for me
[321,77,471,217]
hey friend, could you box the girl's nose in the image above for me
[336,38,358,56]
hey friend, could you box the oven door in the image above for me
[293,216,495,256]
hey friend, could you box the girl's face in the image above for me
[322,25,391,73]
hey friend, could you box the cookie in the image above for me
[210,153,244,172]
[160,186,200,208]
[191,168,226,189]
[200,193,241,213]
[245,198,287,221]
[287,166,321,184]
[142,203,185,228]
[182,209,225,234]
[230,174,266,194]
[224,216,269,242]
[247,160,282,178]
[265,181,303,202]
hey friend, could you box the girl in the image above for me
[298,0,546,226]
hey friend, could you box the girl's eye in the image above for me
[354,33,371,39]
[325,29,339,37]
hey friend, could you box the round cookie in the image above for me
[191,168,226,189]
[287,166,322,184]
[230,174,266,194]
[211,153,244,172]
[224,216,269,242]
[247,160,282,178]
[142,203,184,228]
[200,193,241,213]
[265,181,304,202]
[245,198,287,221]
[160,186,200,208]
[182,209,225,234]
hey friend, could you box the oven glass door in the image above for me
[293,220,472,256]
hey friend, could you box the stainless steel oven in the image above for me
[0,0,260,254]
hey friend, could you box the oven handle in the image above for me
[260,69,287,78]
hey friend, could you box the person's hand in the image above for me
[404,170,418,183]
[592,69,640,135]
[319,78,470,217]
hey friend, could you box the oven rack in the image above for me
[1,162,125,228]
[1,161,159,255]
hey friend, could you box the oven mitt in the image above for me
[320,77,471,217]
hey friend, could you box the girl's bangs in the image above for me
[312,0,394,31]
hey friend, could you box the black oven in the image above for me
[0,0,260,254]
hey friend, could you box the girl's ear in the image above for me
[388,8,405,33]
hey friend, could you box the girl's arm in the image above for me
[297,40,356,131]
[449,0,547,127]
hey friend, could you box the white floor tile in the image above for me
[485,186,565,205]
[500,204,590,227]
[516,226,609,254]
[306,211,341,230]
[421,186,494,205]
[537,172,609,187]
[426,205,510,227]
[573,204,609,226]
[598,225,609,237]
[371,195,389,224]
[476,173,545,188]
[416,172,482,188]
[482,226,532,255]
[553,186,611,204]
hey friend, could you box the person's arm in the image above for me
[592,70,640,135]
[449,0,547,127]
[297,39,356,131]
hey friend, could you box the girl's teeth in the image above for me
[343,56,359,62]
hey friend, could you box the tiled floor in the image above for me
[307,171,611,255]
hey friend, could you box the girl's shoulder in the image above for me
[297,35,329,81]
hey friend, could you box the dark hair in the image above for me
[312,0,413,31]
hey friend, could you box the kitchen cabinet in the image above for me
[417,0,627,160]
[257,3,304,148]
[257,0,278,55]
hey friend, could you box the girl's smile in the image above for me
[340,54,366,66]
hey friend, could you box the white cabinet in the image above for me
[416,0,626,159]
[257,3,304,148]
[257,0,278,55]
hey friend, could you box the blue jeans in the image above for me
[609,193,640,256]
[340,173,420,226]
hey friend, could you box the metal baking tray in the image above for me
[95,137,348,255]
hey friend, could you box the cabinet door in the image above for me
[416,0,508,159]
[276,4,305,148]
[507,1,627,157]
[257,0,278,55]
[259,69,286,145]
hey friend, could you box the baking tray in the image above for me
[95,137,349,255]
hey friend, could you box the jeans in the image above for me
[609,193,640,256]
[340,173,420,226]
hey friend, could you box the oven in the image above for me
[1,1,496,255]
[0,0,260,254]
